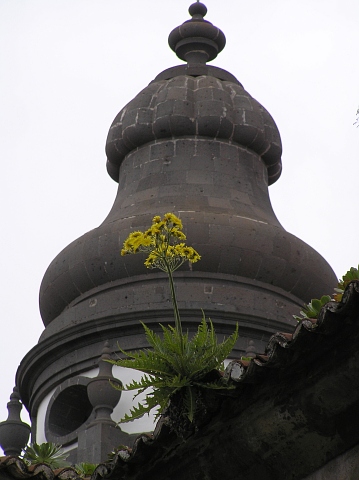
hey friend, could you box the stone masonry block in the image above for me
[175,139,196,158]
[212,87,232,105]
[136,107,154,124]
[186,169,213,185]
[166,86,188,101]
[195,87,214,102]
[196,100,225,117]
[197,116,221,137]
[170,115,196,136]
[122,123,153,149]
[190,155,214,173]
[153,116,171,138]
[155,99,175,118]
[150,141,175,160]
[233,94,253,110]
[121,108,138,130]
[173,100,194,117]
[218,117,234,139]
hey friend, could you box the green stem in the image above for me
[164,259,184,354]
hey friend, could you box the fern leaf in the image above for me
[192,380,236,390]
[183,386,197,423]
[120,402,154,423]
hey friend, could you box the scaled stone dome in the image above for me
[106,74,282,186]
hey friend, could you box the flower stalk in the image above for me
[164,257,184,350]
[121,212,200,350]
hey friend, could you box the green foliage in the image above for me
[293,295,332,322]
[111,315,238,425]
[293,265,359,322]
[333,265,359,302]
[74,463,98,477]
[22,442,69,469]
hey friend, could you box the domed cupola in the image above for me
[16,2,336,463]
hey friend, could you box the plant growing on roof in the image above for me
[74,463,98,477]
[333,265,359,302]
[293,295,332,322]
[110,213,238,430]
[22,442,69,469]
[293,265,359,322]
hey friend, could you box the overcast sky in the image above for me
[1,0,358,449]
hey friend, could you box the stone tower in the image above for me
[15,2,336,463]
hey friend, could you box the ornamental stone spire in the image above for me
[0,387,30,456]
[15,2,336,463]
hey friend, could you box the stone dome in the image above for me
[38,3,336,329]
[106,74,282,186]
[39,64,335,326]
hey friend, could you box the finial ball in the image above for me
[189,2,207,18]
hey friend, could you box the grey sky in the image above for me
[1,0,358,448]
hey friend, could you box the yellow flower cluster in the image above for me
[121,213,201,273]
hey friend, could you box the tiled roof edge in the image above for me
[2,281,359,479]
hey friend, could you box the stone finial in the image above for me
[0,387,31,456]
[86,341,122,424]
[245,340,257,359]
[78,342,130,463]
[168,2,226,65]
[188,1,207,18]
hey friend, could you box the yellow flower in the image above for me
[144,251,159,269]
[179,246,201,262]
[141,234,153,247]
[164,213,183,229]
[120,213,200,272]
[165,245,176,257]
[171,229,186,240]
[151,224,162,235]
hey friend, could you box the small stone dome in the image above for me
[106,74,282,186]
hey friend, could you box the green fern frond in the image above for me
[120,402,154,423]
[113,316,238,425]
[192,380,235,390]
[114,351,175,377]
[183,386,197,423]
[123,374,157,391]
[122,384,176,423]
